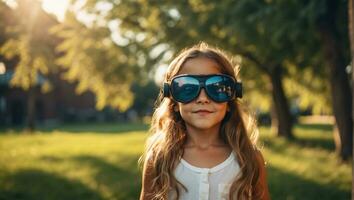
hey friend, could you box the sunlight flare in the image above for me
[41,0,70,21]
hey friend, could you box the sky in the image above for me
[41,0,70,21]
[3,0,70,21]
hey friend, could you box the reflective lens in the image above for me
[171,76,200,103]
[205,76,234,102]
[170,74,236,103]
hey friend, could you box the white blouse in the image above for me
[169,152,240,200]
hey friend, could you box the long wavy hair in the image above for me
[140,42,264,199]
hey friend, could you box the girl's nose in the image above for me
[196,89,210,104]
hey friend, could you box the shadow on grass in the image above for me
[262,138,335,153]
[294,123,335,151]
[292,137,335,152]
[295,123,333,132]
[39,154,142,199]
[261,123,335,152]
[267,165,350,200]
[262,136,335,153]
[41,154,141,200]
[70,154,141,200]
[0,169,104,200]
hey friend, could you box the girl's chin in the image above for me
[186,122,222,131]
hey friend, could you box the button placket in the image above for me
[199,169,210,200]
[218,183,232,200]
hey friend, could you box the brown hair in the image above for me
[140,42,264,199]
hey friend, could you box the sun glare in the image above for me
[41,0,70,21]
[154,64,168,85]
[0,62,6,75]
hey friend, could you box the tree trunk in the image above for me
[270,103,278,135]
[234,48,294,139]
[348,0,354,195]
[268,66,293,139]
[25,86,36,133]
[318,20,353,161]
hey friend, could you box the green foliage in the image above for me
[1,0,347,117]
[52,12,131,111]
[0,123,351,199]
[283,64,331,114]
[51,2,159,111]
[2,0,347,114]
[0,0,57,92]
[105,0,347,114]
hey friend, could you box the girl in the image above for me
[140,43,270,200]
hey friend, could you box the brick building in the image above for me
[0,61,100,126]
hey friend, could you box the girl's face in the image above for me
[175,57,228,132]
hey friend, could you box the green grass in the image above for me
[0,123,351,200]
[260,124,351,200]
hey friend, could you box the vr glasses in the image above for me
[163,74,242,103]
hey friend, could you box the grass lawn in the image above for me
[0,123,351,200]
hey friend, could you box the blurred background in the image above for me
[0,0,352,199]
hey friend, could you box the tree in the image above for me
[106,0,301,138]
[314,0,352,161]
[108,0,352,159]
[0,0,57,132]
[347,0,354,193]
[55,0,352,159]
[51,3,161,111]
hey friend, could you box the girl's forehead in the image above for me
[177,57,222,75]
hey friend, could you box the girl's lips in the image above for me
[193,110,214,117]
[192,109,213,114]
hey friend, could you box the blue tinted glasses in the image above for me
[163,74,242,103]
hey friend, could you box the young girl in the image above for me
[140,43,270,200]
